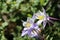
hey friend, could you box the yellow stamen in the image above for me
[26,22,31,28]
[38,16,44,20]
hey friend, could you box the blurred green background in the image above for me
[0,0,60,40]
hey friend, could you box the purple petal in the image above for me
[21,28,28,36]
[33,23,39,30]
[28,30,38,37]
[32,14,37,21]
[49,17,60,20]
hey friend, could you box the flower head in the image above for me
[21,23,41,37]
[21,17,41,37]
[22,17,35,29]
[32,8,50,28]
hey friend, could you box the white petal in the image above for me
[23,28,28,30]
[42,8,47,17]
[42,7,46,14]
[36,20,43,26]
[43,21,47,28]
[46,15,50,20]
[38,10,43,14]
[23,22,26,27]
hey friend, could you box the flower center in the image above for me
[25,22,31,28]
[37,16,44,20]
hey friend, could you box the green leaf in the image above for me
[40,0,45,6]
[2,22,8,28]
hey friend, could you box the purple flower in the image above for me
[21,23,41,37]
[21,17,41,37]
[32,8,60,29]
[32,8,50,28]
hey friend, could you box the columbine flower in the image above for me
[32,8,50,28]
[32,8,60,28]
[21,17,41,37]
[22,17,34,29]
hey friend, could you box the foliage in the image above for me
[0,0,60,40]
